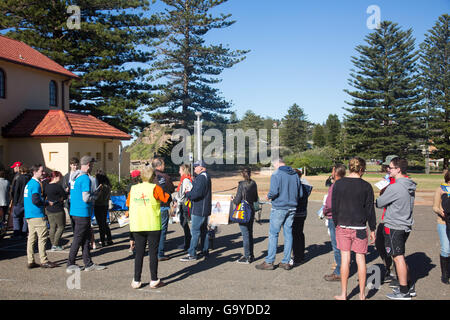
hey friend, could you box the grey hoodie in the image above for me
[267,166,303,210]
[376,177,417,231]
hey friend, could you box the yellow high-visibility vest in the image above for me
[129,182,161,232]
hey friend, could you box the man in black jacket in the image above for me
[12,165,31,238]
[180,160,212,262]
[152,157,175,261]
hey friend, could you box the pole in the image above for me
[195,111,202,161]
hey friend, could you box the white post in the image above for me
[195,111,202,161]
[118,143,122,183]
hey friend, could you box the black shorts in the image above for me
[383,227,410,257]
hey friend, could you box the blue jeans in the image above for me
[158,207,170,258]
[188,214,209,258]
[327,218,341,275]
[265,208,295,264]
[13,205,28,236]
[239,214,254,259]
[437,223,450,257]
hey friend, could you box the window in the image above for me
[108,153,113,161]
[49,80,57,106]
[96,152,101,161]
[75,152,80,159]
[49,152,58,162]
[0,68,5,98]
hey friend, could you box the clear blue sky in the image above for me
[172,0,448,124]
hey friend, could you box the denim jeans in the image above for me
[327,218,341,275]
[13,205,28,236]
[239,213,254,259]
[188,214,209,258]
[437,223,450,257]
[292,216,306,263]
[265,208,295,264]
[158,207,170,258]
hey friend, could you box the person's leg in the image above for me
[80,219,93,267]
[355,253,367,300]
[182,207,191,249]
[12,205,23,237]
[133,232,146,282]
[148,231,161,281]
[94,206,106,245]
[393,255,409,291]
[239,223,250,259]
[54,211,66,247]
[265,209,285,264]
[35,217,50,264]
[46,212,57,247]
[335,250,351,300]
[248,215,255,259]
[158,207,169,258]
[327,218,341,275]
[26,218,37,264]
[376,223,394,278]
[68,216,81,266]
[281,210,294,264]
[200,216,209,254]
[188,215,202,258]
[291,216,300,262]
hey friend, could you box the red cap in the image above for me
[10,161,22,169]
[130,170,141,178]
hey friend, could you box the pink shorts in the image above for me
[335,226,368,254]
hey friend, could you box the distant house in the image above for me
[0,35,131,176]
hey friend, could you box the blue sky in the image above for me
[158,0,448,125]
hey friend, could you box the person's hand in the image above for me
[129,240,135,250]
[48,201,54,206]
[230,196,234,201]
[369,231,376,245]
[265,195,270,201]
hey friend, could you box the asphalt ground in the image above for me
[0,201,448,303]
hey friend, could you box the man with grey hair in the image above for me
[66,156,106,273]
[256,158,303,270]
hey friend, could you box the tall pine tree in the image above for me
[150,0,249,127]
[344,21,423,160]
[0,0,159,135]
[420,14,449,170]
[280,103,308,153]
[324,114,341,148]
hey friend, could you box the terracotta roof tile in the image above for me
[0,35,78,79]
[2,109,131,140]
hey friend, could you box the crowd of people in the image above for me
[0,154,449,300]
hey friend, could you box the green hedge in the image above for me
[285,147,340,175]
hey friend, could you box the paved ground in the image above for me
[0,201,448,301]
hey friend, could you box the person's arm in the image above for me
[233,182,243,205]
[375,185,398,209]
[366,184,377,232]
[81,176,96,203]
[186,175,207,201]
[331,181,340,226]
[31,184,45,207]
[432,187,445,218]
[154,185,170,203]
[267,174,279,200]
[323,184,334,216]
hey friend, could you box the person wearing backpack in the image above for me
[174,164,193,251]
[232,168,259,264]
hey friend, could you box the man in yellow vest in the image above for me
[127,168,170,289]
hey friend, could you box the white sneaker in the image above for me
[66,264,83,274]
[84,263,106,271]
[131,280,142,289]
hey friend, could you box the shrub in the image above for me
[285,147,340,175]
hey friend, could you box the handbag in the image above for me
[229,182,252,224]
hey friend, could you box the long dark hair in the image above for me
[96,173,111,186]
[241,167,251,182]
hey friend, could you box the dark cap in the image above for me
[383,155,399,166]
[193,160,207,168]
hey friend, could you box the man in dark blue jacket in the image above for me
[180,160,212,261]
[256,158,303,271]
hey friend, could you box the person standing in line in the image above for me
[323,164,346,281]
[174,164,193,252]
[255,158,303,271]
[62,157,80,232]
[12,165,30,238]
[24,164,57,269]
[0,170,10,224]
[291,168,313,267]
[432,170,450,284]
[127,170,142,253]
[127,168,170,289]
[376,155,400,284]
[94,172,113,247]
[180,160,212,262]
[43,171,67,251]
[332,157,376,300]
[66,156,106,273]
[232,167,259,264]
[7,162,21,228]
[152,157,175,261]
[376,157,417,300]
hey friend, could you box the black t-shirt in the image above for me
[44,183,67,213]
[441,194,450,225]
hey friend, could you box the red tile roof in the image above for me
[0,35,78,79]
[2,109,131,140]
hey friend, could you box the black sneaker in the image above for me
[392,283,416,297]
[386,291,411,300]
[389,279,400,288]
[384,271,397,283]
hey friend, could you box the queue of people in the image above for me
[0,153,448,300]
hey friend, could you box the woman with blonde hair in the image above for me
[332,157,376,300]
[432,170,450,284]
[126,168,170,289]
[174,164,192,251]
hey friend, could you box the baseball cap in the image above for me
[193,160,207,168]
[383,155,399,166]
[130,170,141,178]
[10,161,22,169]
[80,155,96,166]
